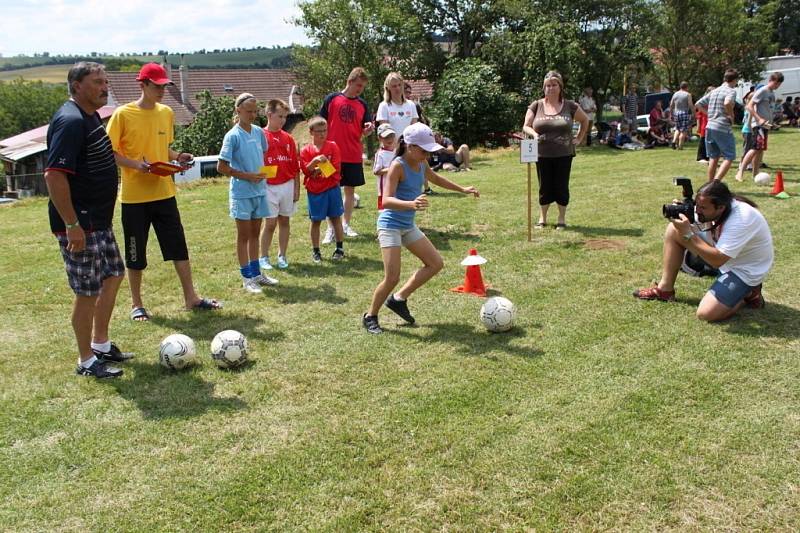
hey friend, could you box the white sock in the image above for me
[79,355,98,368]
[91,340,111,353]
[393,293,406,302]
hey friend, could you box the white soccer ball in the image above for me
[211,330,248,369]
[353,192,361,208]
[159,333,197,370]
[480,296,516,332]
[754,172,770,186]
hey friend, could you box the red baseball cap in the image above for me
[136,63,174,85]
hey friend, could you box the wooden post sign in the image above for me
[520,139,538,241]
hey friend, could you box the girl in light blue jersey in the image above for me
[362,123,480,334]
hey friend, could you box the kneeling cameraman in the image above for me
[634,179,773,322]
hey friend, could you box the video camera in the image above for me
[662,177,695,221]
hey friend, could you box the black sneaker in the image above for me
[385,294,415,324]
[92,342,134,363]
[362,313,383,334]
[76,359,123,379]
[423,187,434,195]
[312,250,322,263]
[332,248,345,261]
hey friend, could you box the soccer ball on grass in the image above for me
[159,333,197,370]
[211,330,248,369]
[754,172,770,186]
[480,297,516,332]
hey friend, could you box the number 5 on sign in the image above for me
[520,138,538,241]
[520,139,538,163]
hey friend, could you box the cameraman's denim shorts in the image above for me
[708,270,755,308]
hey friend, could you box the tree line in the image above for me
[290,0,793,145]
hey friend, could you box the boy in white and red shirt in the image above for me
[260,99,300,270]
[372,123,397,210]
[299,116,346,263]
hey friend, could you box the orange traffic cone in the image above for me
[770,170,788,197]
[450,248,488,296]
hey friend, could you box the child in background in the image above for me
[260,99,300,270]
[217,93,278,293]
[362,123,479,334]
[372,123,397,210]
[299,116,346,263]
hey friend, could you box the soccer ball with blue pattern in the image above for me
[480,297,516,332]
[211,330,248,369]
[159,333,197,370]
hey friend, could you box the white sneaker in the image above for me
[321,227,334,244]
[276,255,289,269]
[343,224,359,237]
[259,256,273,270]
[242,277,263,293]
[255,273,279,286]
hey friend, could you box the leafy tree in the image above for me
[428,58,523,145]
[651,0,777,94]
[408,0,504,58]
[479,0,653,119]
[172,91,247,156]
[292,0,446,114]
[0,79,67,138]
[773,0,800,53]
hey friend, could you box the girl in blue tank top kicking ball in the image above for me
[362,123,480,334]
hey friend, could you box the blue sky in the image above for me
[0,0,310,56]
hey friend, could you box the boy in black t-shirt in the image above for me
[45,62,131,378]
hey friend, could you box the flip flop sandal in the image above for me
[534,222,546,229]
[130,307,151,321]
[191,298,222,311]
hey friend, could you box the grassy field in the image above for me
[0,48,292,72]
[1,130,799,530]
[0,65,70,83]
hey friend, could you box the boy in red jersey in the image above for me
[299,117,346,263]
[260,99,301,270]
[319,67,374,241]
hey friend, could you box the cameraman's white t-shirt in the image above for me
[715,200,773,286]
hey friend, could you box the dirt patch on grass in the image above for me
[584,238,626,250]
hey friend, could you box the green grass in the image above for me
[0,49,292,71]
[1,130,799,530]
[0,65,70,83]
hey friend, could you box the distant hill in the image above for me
[0,47,295,72]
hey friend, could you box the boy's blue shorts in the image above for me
[230,195,269,220]
[307,187,344,222]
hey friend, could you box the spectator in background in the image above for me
[522,70,589,229]
[646,120,670,147]
[670,81,694,150]
[781,96,797,126]
[376,72,418,136]
[578,87,597,146]
[696,85,714,163]
[319,67,375,241]
[735,72,784,182]
[695,68,739,181]
[430,132,472,172]
[622,83,638,133]
[404,82,429,126]
[649,99,665,130]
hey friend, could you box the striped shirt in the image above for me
[696,84,736,133]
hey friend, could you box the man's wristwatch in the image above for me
[65,221,79,230]
[682,230,695,241]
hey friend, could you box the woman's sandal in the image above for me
[130,307,151,322]
[190,298,222,311]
